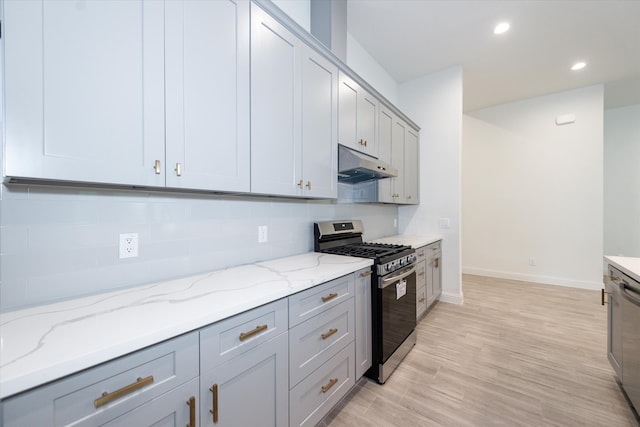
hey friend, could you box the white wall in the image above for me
[398,67,464,304]
[462,85,604,289]
[604,103,640,257]
[345,33,399,106]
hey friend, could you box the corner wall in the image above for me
[604,103,640,258]
[398,66,464,304]
[462,85,604,289]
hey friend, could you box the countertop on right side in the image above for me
[605,256,640,283]
[373,234,443,249]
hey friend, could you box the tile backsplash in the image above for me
[0,183,398,312]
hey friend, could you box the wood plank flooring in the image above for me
[319,274,639,426]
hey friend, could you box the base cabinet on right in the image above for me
[426,241,442,307]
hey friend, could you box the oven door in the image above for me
[379,264,417,363]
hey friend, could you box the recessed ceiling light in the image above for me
[493,22,510,35]
[571,62,587,71]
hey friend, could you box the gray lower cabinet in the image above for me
[1,332,199,426]
[199,299,289,427]
[200,332,289,427]
[1,271,369,426]
[415,247,428,320]
[605,271,623,378]
[426,241,443,307]
[288,274,358,427]
[354,268,372,378]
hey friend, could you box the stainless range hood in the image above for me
[338,145,397,184]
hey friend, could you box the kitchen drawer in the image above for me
[426,240,442,253]
[289,273,354,328]
[2,332,198,427]
[289,342,356,427]
[289,298,354,387]
[416,246,427,260]
[200,298,287,369]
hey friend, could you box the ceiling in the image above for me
[346,0,640,112]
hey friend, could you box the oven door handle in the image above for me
[622,283,640,307]
[380,265,417,289]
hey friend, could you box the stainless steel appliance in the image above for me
[607,266,640,414]
[314,220,417,383]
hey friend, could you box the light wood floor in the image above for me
[320,274,640,426]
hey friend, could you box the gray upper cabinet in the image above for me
[251,3,337,198]
[338,72,379,158]
[165,0,250,192]
[377,106,419,205]
[3,0,165,186]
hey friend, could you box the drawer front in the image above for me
[415,246,426,260]
[426,241,442,253]
[289,274,354,328]
[289,298,354,388]
[200,298,288,369]
[3,332,198,427]
[289,342,356,427]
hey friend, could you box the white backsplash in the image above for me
[0,183,398,312]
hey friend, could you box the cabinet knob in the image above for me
[305,181,312,190]
[154,160,161,174]
[298,180,304,189]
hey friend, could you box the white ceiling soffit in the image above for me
[346,0,640,111]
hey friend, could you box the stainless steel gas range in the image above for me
[314,220,417,384]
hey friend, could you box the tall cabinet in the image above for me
[250,4,337,198]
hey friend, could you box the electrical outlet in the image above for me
[258,225,268,243]
[119,233,139,258]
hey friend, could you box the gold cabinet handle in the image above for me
[435,258,440,268]
[210,384,219,424]
[298,179,304,189]
[407,195,412,200]
[175,162,182,176]
[239,324,268,341]
[305,181,312,190]
[321,378,338,394]
[417,252,425,258]
[154,160,161,174]
[321,292,338,303]
[358,139,364,146]
[418,272,425,277]
[187,396,196,427]
[321,328,338,340]
[601,288,610,306]
[94,375,154,408]
[364,140,367,147]
[419,297,425,303]
[360,270,372,277]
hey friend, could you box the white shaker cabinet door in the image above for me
[301,47,338,199]
[165,0,250,192]
[4,0,165,186]
[377,106,395,203]
[250,3,302,197]
[390,117,406,201]
[403,127,420,204]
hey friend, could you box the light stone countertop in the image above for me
[372,234,443,249]
[0,252,372,400]
[604,256,640,283]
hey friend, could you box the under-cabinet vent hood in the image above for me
[338,145,397,184]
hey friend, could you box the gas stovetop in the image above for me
[314,220,416,275]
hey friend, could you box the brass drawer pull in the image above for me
[322,292,338,303]
[418,272,425,277]
[154,160,161,174]
[601,288,610,306]
[298,179,304,189]
[321,328,338,340]
[419,297,425,303]
[321,378,338,394]
[305,180,312,190]
[175,162,182,176]
[417,253,425,257]
[187,396,196,427]
[210,384,219,423]
[94,375,154,408]
[435,258,439,268]
[360,270,372,277]
[239,324,268,341]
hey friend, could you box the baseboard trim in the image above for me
[439,291,464,305]
[462,267,602,290]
